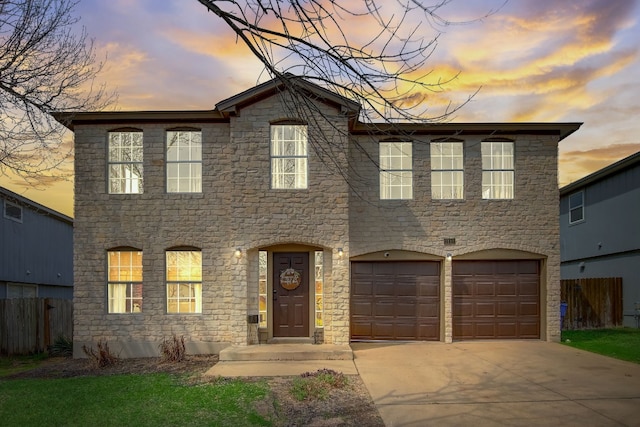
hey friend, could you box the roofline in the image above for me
[351,122,582,141]
[560,150,640,195]
[52,110,227,131]
[215,74,361,116]
[0,186,73,225]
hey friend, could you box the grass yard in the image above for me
[561,328,640,364]
[0,373,271,427]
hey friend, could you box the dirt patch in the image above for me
[4,356,384,426]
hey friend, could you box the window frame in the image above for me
[166,129,203,193]
[270,124,308,190]
[379,141,413,200]
[107,249,143,314]
[107,130,144,194]
[481,141,515,200]
[166,249,202,314]
[3,200,23,223]
[568,191,585,224]
[430,141,464,200]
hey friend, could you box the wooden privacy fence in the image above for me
[561,278,623,330]
[0,298,73,355]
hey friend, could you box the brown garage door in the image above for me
[453,260,540,339]
[351,261,440,341]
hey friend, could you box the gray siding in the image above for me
[560,159,640,327]
[0,196,73,295]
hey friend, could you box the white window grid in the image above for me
[166,250,202,313]
[431,142,464,199]
[108,132,144,194]
[569,191,584,224]
[166,131,202,193]
[3,200,23,223]
[380,142,413,200]
[107,251,143,313]
[481,141,514,199]
[271,125,308,189]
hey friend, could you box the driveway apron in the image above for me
[352,341,640,427]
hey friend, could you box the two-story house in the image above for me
[560,151,640,328]
[55,76,581,357]
[1,186,73,299]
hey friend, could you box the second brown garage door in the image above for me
[351,261,440,341]
[453,260,540,340]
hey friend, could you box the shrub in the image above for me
[48,335,73,357]
[159,335,186,362]
[290,369,349,401]
[82,340,118,368]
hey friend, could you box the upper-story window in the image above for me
[569,191,584,224]
[166,130,202,193]
[4,200,23,223]
[107,249,143,313]
[271,124,308,189]
[481,141,514,199]
[166,248,202,314]
[431,141,464,199]
[108,131,143,194]
[380,141,413,200]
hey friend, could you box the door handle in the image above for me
[273,289,277,301]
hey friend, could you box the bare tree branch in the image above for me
[0,0,115,183]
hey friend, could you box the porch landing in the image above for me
[205,344,356,376]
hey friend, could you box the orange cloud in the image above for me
[559,143,640,186]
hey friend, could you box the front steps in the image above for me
[218,343,353,361]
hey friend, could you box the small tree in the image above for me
[0,0,113,182]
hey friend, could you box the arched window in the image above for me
[166,247,202,313]
[107,248,143,313]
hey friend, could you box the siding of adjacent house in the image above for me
[560,153,640,327]
[0,190,73,299]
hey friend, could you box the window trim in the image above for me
[270,124,309,190]
[165,248,203,314]
[379,141,413,200]
[106,249,143,314]
[568,190,585,224]
[481,140,515,200]
[107,130,144,194]
[430,141,464,200]
[3,200,23,223]
[166,129,203,194]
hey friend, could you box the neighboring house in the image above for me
[0,186,73,299]
[54,76,581,358]
[560,151,640,328]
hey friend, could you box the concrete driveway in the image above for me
[352,341,640,427]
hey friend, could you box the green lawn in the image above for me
[561,328,640,364]
[0,373,271,426]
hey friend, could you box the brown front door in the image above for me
[273,252,309,337]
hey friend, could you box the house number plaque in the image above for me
[280,268,302,290]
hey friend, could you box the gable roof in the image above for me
[560,150,640,195]
[215,74,361,117]
[0,186,73,225]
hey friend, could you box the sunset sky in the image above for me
[2,0,639,217]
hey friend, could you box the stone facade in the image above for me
[64,78,577,357]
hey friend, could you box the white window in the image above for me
[166,130,202,193]
[315,251,324,328]
[380,142,413,200]
[4,201,23,223]
[108,131,144,194]
[166,250,202,313]
[271,124,308,189]
[569,191,584,224]
[431,142,464,199]
[482,141,514,199]
[259,251,267,328]
[107,250,143,313]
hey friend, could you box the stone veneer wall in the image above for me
[348,134,561,342]
[73,92,351,358]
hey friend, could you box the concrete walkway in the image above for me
[352,341,640,427]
